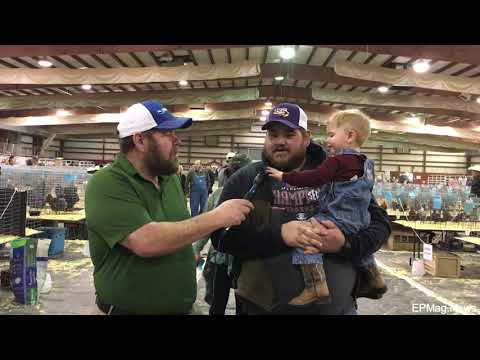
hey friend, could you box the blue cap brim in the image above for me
[261,119,301,131]
[155,117,193,131]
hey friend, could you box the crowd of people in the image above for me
[85,100,394,315]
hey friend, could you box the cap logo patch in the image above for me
[273,108,289,118]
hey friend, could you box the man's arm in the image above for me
[211,167,322,259]
[122,199,253,258]
[86,171,253,259]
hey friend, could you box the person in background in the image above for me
[177,165,187,195]
[218,152,236,187]
[193,153,252,315]
[187,160,211,217]
[207,165,216,195]
[7,155,16,166]
[468,165,480,197]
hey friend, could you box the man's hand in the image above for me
[266,167,284,182]
[307,218,346,253]
[281,220,323,249]
[212,199,254,228]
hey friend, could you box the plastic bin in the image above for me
[34,227,66,256]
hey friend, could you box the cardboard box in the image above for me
[424,251,461,278]
[385,230,417,251]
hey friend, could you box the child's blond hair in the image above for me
[328,109,371,146]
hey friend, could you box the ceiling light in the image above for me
[378,86,389,93]
[412,60,430,73]
[476,97,480,104]
[189,104,205,111]
[38,59,53,68]
[274,76,285,81]
[372,130,379,134]
[260,116,267,121]
[265,101,273,107]
[81,84,92,91]
[261,109,270,116]
[279,47,295,60]
[56,109,71,117]
[179,80,188,86]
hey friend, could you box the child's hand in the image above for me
[266,167,284,182]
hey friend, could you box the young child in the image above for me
[267,109,387,306]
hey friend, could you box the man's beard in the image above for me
[261,146,306,172]
[145,140,178,176]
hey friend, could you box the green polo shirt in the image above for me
[85,153,196,314]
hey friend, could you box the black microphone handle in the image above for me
[216,172,266,243]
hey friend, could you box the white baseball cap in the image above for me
[117,101,192,138]
[226,152,236,160]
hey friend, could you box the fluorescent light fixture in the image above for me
[56,109,71,117]
[261,109,270,116]
[81,84,92,91]
[412,60,430,73]
[378,86,389,93]
[372,130,379,134]
[279,47,295,60]
[38,59,53,67]
[477,97,480,104]
[259,116,267,121]
[274,76,285,81]
[179,80,188,86]
[189,104,205,111]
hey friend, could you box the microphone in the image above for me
[243,171,266,201]
[217,169,267,242]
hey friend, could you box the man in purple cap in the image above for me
[211,102,390,315]
[85,101,253,315]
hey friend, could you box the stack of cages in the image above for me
[0,164,89,239]
[373,181,479,228]
[0,166,28,250]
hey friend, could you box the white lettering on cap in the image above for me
[272,108,290,118]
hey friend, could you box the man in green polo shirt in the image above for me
[86,101,253,315]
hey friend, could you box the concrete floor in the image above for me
[1,241,479,315]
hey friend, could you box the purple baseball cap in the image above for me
[262,102,308,131]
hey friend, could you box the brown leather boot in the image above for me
[311,264,331,301]
[354,263,388,299]
[289,264,331,306]
[288,286,318,306]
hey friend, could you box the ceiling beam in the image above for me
[322,45,480,65]
[0,45,248,58]
[261,63,457,97]
[0,87,258,111]
[0,63,459,97]
[312,88,480,120]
